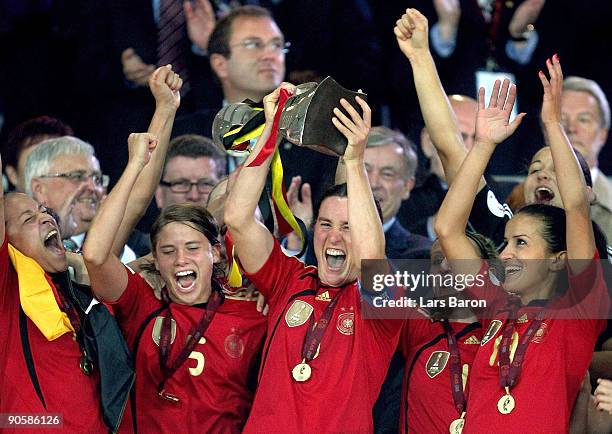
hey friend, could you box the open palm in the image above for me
[475,79,525,146]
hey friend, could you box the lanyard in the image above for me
[300,287,347,362]
[157,288,223,402]
[441,319,466,415]
[498,299,546,389]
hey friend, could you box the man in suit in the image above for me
[174,5,338,204]
[562,76,611,242]
[364,126,432,260]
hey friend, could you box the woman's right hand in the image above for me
[262,82,296,124]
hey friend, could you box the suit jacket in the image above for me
[385,220,432,260]
[592,170,612,244]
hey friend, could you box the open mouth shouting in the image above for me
[43,228,65,256]
[175,269,198,292]
[534,186,555,204]
[325,248,346,271]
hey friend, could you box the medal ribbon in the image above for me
[498,298,546,389]
[301,287,348,362]
[441,319,466,415]
[157,288,223,399]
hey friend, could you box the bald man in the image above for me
[398,95,477,238]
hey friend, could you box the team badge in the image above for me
[531,322,549,343]
[425,351,450,378]
[152,316,177,346]
[285,300,314,327]
[481,320,502,346]
[225,328,245,358]
[336,312,355,335]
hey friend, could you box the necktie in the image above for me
[158,0,191,95]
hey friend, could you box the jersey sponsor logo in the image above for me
[315,291,331,302]
[463,335,481,344]
[336,312,355,335]
[531,322,548,343]
[152,316,177,346]
[481,320,503,346]
[516,313,528,324]
[225,328,245,358]
[426,351,450,378]
[285,300,314,327]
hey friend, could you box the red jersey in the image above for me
[243,240,403,433]
[0,237,106,433]
[399,317,482,434]
[111,267,266,433]
[463,255,609,434]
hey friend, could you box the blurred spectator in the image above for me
[174,5,338,207]
[398,95,478,239]
[3,116,73,192]
[155,134,226,210]
[561,76,611,242]
[24,136,138,262]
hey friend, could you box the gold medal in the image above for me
[292,359,312,382]
[449,412,465,434]
[497,387,515,414]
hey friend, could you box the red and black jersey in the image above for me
[242,239,403,433]
[399,317,482,434]
[462,254,609,433]
[111,267,266,433]
[0,237,106,433]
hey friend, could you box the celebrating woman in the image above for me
[434,53,609,433]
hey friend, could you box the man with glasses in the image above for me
[176,5,338,204]
[23,136,137,263]
[155,134,226,210]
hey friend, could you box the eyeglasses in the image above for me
[38,170,110,188]
[230,38,290,54]
[160,179,216,194]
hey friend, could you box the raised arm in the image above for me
[539,56,595,264]
[83,133,158,301]
[333,97,384,266]
[224,83,296,274]
[395,8,480,188]
[110,65,182,257]
[435,79,524,267]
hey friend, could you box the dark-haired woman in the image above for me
[434,55,609,433]
[83,132,265,433]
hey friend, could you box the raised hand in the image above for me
[286,176,313,228]
[394,8,430,60]
[149,65,183,110]
[127,133,159,169]
[262,82,296,123]
[121,48,156,87]
[538,54,562,125]
[185,0,216,52]
[333,96,371,162]
[55,183,89,238]
[475,79,525,146]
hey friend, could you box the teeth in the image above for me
[326,248,345,256]
[536,187,552,194]
[45,230,58,241]
[175,270,195,277]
